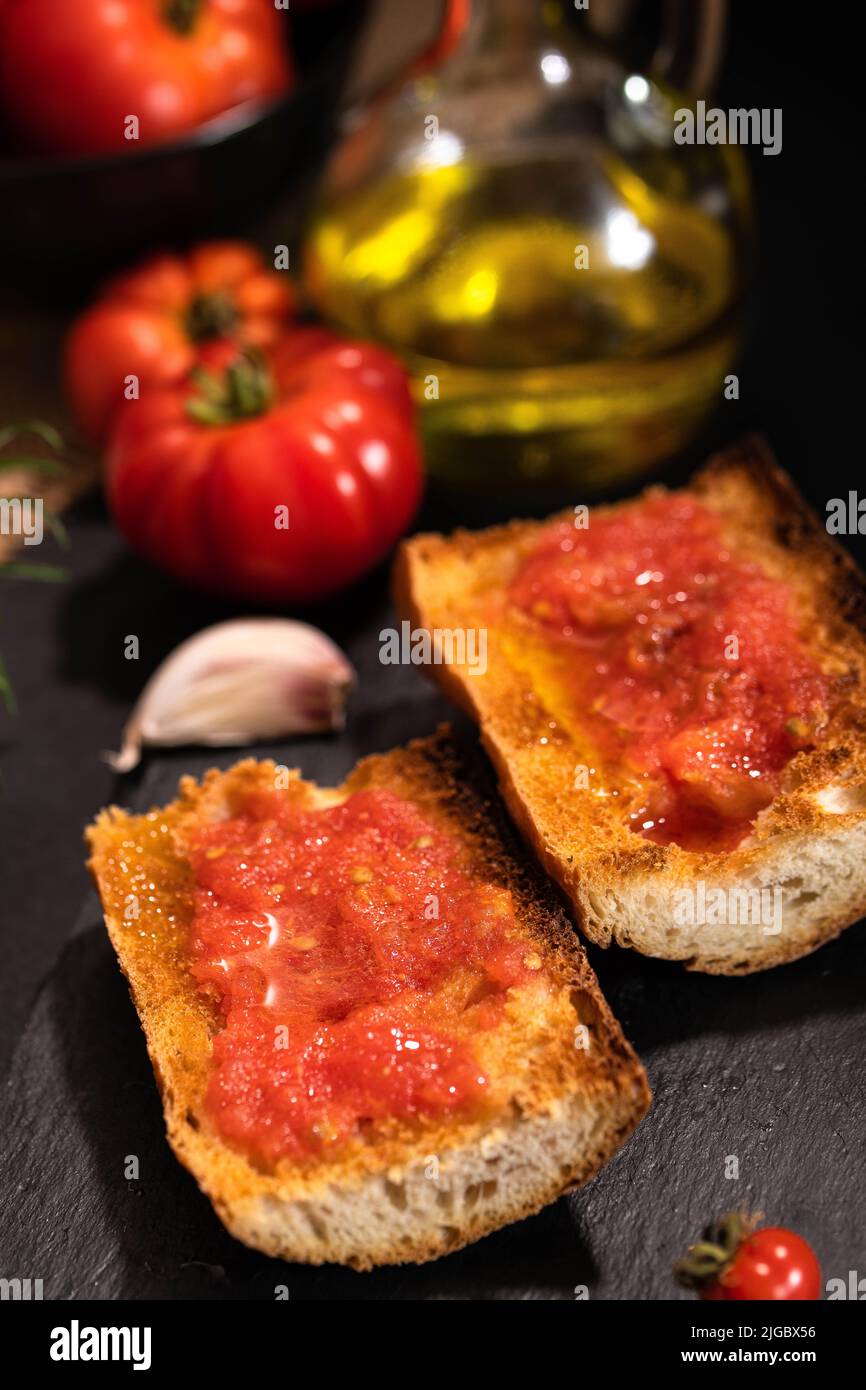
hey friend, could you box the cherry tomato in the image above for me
[106,334,422,603]
[704,1228,822,1302]
[0,0,292,158]
[677,1214,821,1302]
[65,241,296,442]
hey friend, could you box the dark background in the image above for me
[1,2,864,1300]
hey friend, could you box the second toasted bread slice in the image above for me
[395,439,866,974]
[86,729,649,1270]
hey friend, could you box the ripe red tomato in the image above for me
[703,1228,822,1302]
[65,241,296,443]
[0,0,292,158]
[106,334,422,603]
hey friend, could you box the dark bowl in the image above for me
[0,4,366,286]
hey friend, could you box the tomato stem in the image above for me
[186,292,240,344]
[187,351,275,427]
[162,0,202,37]
[674,1210,757,1292]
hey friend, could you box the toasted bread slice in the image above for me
[394,439,866,975]
[86,730,649,1270]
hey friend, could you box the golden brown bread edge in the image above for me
[86,729,650,1270]
[394,438,866,975]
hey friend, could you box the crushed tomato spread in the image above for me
[509,493,835,851]
[185,788,539,1162]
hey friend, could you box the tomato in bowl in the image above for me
[0,1,364,272]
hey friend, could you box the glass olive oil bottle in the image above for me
[305,0,752,496]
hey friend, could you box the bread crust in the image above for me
[86,729,650,1269]
[394,438,866,974]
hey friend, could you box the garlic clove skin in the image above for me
[104,619,356,774]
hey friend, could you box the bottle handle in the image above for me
[653,0,727,95]
[408,0,471,78]
[590,0,728,95]
[344,0,471,108]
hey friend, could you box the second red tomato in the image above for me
[106,332,423,604]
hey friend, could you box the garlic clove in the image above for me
[104,618,355,773]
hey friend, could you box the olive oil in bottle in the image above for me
[305,1,751,495]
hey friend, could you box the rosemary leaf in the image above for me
[0,456,67,476]
[0,562,69,581]
[0,421,65,452]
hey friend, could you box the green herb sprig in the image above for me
[0,421,70,713]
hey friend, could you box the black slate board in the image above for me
[3,1,866,1304]
[2,583,865,1301]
